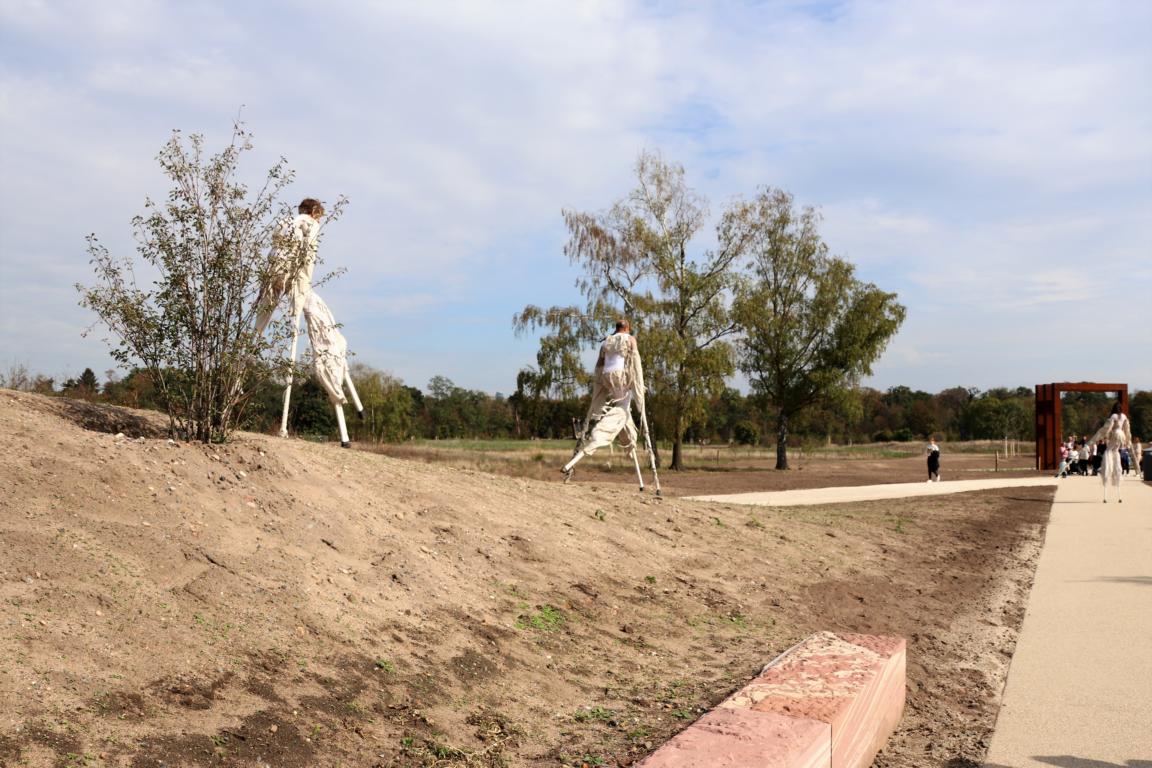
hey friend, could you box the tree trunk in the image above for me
[775,409,789,470]
[670,408,684,471]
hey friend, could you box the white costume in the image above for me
[303,292,349,406]
[564,332,646,475]
[250,207,365,447]
[1087,411,1133,502]
[255,213,321,336]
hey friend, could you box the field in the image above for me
[369,437,1042,496]
[1,390,1051,767]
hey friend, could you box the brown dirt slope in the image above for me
[0,390,1052,767]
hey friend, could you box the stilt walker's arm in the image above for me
[278,307,303,438]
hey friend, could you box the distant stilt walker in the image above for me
[1087,403,1133,503]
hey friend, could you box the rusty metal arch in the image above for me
[1035,382,1129,470]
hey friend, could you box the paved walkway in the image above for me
[685,476,1057,507]
[984,475,1152,768]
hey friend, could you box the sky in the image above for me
[1,0,1149,397]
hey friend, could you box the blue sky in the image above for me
[1,0,1149,396]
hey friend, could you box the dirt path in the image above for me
[0,391,1052,767]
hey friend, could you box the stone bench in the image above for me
[638,631,906,768]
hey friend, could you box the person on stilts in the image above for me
[1087,402,1133,503]
[252,197,365,447]
[563,320,646,487]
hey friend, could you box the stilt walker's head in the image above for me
[298,198,325,220]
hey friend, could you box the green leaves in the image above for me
[78,120,346,443]
[734,187,906,468]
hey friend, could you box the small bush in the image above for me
[733,420,760,446]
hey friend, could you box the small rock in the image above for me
[269,724,278,733]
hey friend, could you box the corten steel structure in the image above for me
[1035,382,1128,470]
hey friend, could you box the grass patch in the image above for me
[572,706,616,724]
[515,604,565,632]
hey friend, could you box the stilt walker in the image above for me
[1087,403,1133,503]
[256,197,364,446]
[563,320,658,493]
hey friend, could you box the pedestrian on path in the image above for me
[926,436,941,482]
[1087,402,1133,503]
[1055,444,1072,479]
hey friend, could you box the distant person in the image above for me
[926,436,941,482]
[1087,403,1133,503]
[1076,439,1090,476]
[1054,443,1071,479]
[1120,446,1131,475]
[1092,439,1106,476]
[562,321,644,480]
[1134,437,1144,476]
[255,197,325,336]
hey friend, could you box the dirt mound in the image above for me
[0,390,1052,767]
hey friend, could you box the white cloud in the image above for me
[0,0,1149,392]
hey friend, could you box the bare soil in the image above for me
[1,390,1053,767]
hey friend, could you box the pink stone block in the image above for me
[639,632,905,768]
[724,632,906,768]
[637,707,830,768]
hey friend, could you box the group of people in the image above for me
[1053,404,1139,503]
[1055,432,1144,479]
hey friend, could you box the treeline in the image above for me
[7,363,1149,446]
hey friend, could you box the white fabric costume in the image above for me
[302,292,349,406]
[1087,411,1133,502]
[563,332,648,479]
[256,213,321,336]
[250,208,365,447]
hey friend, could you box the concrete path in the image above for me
[984,475,1152,768]
[686,476,1057,507]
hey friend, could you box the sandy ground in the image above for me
[1,390,1054,767]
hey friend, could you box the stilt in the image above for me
[630,446,645,491]
[563,451,584,474]
[335,403,350,448]
[344,370,364,419]
[278,307,303,438]
[639,404,661,497]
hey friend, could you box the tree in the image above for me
[78,368,100,399]
[735,188,906,469]
[514,151,754,469]
[78,122,345,442]
[1131,390,1152,444]
[1,363,32,391]
[348,364,416,443]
